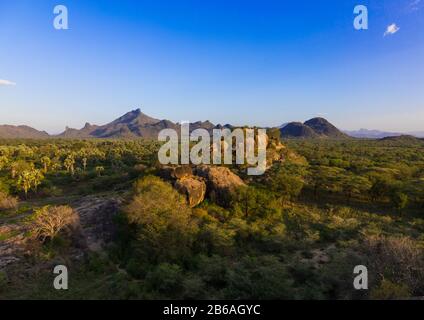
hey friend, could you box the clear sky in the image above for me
[1,0,423,133]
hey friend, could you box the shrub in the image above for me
[363,235,424,295]
[124,176,197,262]
[0,191,18,211]
[0,271,8,293]
[32,205,80,242]
[370,279,411,300]
[145,263,184,297]
[224,255,294,299]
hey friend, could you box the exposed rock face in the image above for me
[172,166,193,179]
[195,165,246,205]
[175,176,207,208]
[0,195,122,272]
[267,140,286,165]
[0,224,28,270]
[73,196,123,252]
[160,165,246,207]
[158,165,193,180]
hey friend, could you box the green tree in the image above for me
[124,176,197,262]
[17,170,33,198]
[369,178,392,202]
[391,192,408,215]
[95,166,105,177]
[40,156,51,173]
[64,155,76,175]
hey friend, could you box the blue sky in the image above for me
[0,0,423,133]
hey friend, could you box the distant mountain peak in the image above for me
[280,117,347,139]
[0,124,49,139]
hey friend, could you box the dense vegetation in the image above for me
[0,137,423,300]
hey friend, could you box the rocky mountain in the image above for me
[57,109,235,139]
[280,122,319,138]
[280,118,348,139]
[0,125,49,139]
[58,109,165,139]
[304,118,347,138]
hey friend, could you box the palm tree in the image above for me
[64,156,75,175]
[32,169,44,193]
[0,155,9,171]
[10,162,18,179]
[41,156,51,173]
[17,170,33,198]
[82,157,88,171]
[95,166,105,177]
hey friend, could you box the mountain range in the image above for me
[0,108,422,140]
[0,109,230,140]
[344,129,424,139]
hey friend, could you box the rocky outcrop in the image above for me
[0,224,28,270]
[172,166,193,179]
[0,195,122,273]
[73,196,123,252]
[175,176,207,208]
[195,165,246,205]
[160,165,246,207]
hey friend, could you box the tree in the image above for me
[0,191,18,211]
[32,169,44,193]
[95,166,105,177]
[124,176,197,262]
[391,192,408,215]
[32,206,80,242]
[369,178,392,202]
[10,160,32,180]
[10,162,18,179]
[16,168,44,197]
[40,156,51,173]
[17,170,33,198]
[64,155,75,175]
[232,186,280,220]
[341,175,371,203]
[269,171,304,205]
[82,157,88,171]
[0,156,8,171]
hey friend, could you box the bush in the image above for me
[0,271,8,293]
[124,176,197,262]
[32,205,80,242]
[224,255,294,299]
[145,263,184,297]
[363,235,424,295]
[0,191,18,211]
[370,279,411,300]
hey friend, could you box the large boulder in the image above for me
[195,166,245,205]
[158,165,193,180]
[175,176,207,208]
[172,166,193,179]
